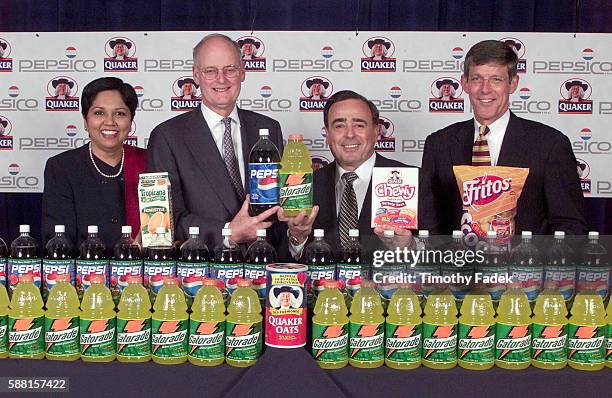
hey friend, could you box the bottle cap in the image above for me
[522,230,532,237]
[259,128,269,136]
[222,228,232,237]
[383,230,394,238]
[122,225,132,234]
[55,225,65,233]
[90,274,105,284]
[553,231,565,238]
[126,275,141,284]
[163,276,177,285]
[360,279,375,288]
[588,231,599,238]
[256,229,267,238]
[418,230,429,238]
[19,224,30,233]
[19,274,33,283]
[452,230,462,238]
[56,273,70,283]
[155,226,166,234]
[237,278,252,288]
[324,279,341,289]
[88,225,98,233]
[189,226,200,235]
[203,278,219,287]
[487,230,496,238]
[314,229,324,238]
[349,229,359,238]
[288,134,303,141]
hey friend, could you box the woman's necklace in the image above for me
[89,142,124,178]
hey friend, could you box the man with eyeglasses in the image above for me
[147,33,284,248]
[419,40,586,236]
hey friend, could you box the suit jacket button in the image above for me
[111,218,118,224]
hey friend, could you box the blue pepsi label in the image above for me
[244,263,267,301]
[42,258,75,296]
[337,264,368,298]
[76,259,109,299]
[8,258,42,294]
[209,263,243,297]
[248,163,280,205]
[576,266,609,298]
[144,260,176,301]
[544,265,576,301]
[177,261,208,303]
[109,260,143,304]
[509,265,544,302]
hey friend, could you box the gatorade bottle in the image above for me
[544,231,576,303]
[144,226,176,304]
[226,278,262,367]
[42,225,75,301]
[385,284,422,369]
[211,228,243,302]
[80,274,116,362]
[177,227,210,308]
[244,229,276,305]
[606,299,611,368]
[531,287,568,369]
[509,231,544,303]
[116,275,152,363]
[421,287,458,369]
[440,231,474,303]
[312,279,349,369]
[411,230,440,301]
[303,229,337,308]
[76,225,108,301]
[577,231,609,300]
[45,274,80,361]
[0,237,7,287]
[458,288,495,370]
[152,277,188,365]
[0,284,7,358]
[248,128,281,218]
[189,278,225,366]
[376,230,406,310]
[110,226,143,306]
[8,225,41,297]
[477,231,508,304]
[279,134,313,217]
[567,290,606,370]
[338,229,368,305]
[494,285,532,370]
[8,274,45,359]
[348,280,385,368]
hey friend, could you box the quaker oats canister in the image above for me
[265,263,308,348]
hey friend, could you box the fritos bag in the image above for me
[453,166,529,247]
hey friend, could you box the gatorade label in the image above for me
[225,321,262,362]
[279,172,313,212]
[0,316,7,355]
[42,258,75,298]
[209,263,243,297]
[8,316,44,357]
[7,258,42,294]
[243,263,267,301]
[422,322,457,364]
[495,323,531,364]
[151,318,188,359]
[45,317,79,357]
[177,262,208,305]
[76,259,108,298]
[312,322,348,365]
[337,264,369,299]
[509,265,544,302]
[143,260,176,301]
[109,260,143,304]
[306,265,336,307]
[576,267,609,298]
[117,317,151,359]
[188,320,225,362]
[80,318,116,358]
[458,323,495,364]
[441,265,474,301]
[249,163,280,205]
[531,323,568,364]
[544,266,576,301]
[478,266,508,301]
[385,322,421,364]
[568,324,605,364]
[349,322,384,363]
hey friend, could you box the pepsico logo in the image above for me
[8,163,19,175]
[519,87,531,100]
[389,86,402,98]
[65,46,77,59]
[579,128,592,141]
[8,86,19,97]
[452,47,464,59]
[500,37,526,59]
[321,46,334,59]
[582,48,594,61]
[134,85,144,97]
[65,124,78,137]
[260,86,272,98]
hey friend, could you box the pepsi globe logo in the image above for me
[519,87,531,100]
[561,78,592,100]
[46,76,78,97]
[362,36,395,58]
[65,46,77,59]
[452,47,464,59]
[321,46,334,59]
[182,276,203,298]
[8,163,19,175]
[260,86,272,98]
[134,85,144,97]
[579,128,592,140]
[104,37,136,58]
[8,86,19,97]
[65,124,78,137]
[430,77,463,98]
[582,48,594,60]
[0,38,12,58]
[389,86,402,98]
[500,37,526,59]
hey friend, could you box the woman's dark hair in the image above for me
[81,77,138,119]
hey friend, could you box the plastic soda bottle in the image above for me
[458,288,495,370]
[567,290,606,370]
[531,287,568,369]
[606,299,611,368]
[8,274,45,359]
[494,285,532,369]
[338,229,369,305]
[144,226,176,304]
[348,280,385,368]
[0,284,8,358]
[211,228,243,303]
[303,229,336,308]
[80,274,115,362]
[8,224,41,297]
[225,278,263,367]
[177,227,210,308]
[421,287,458,369]
[110,226,143,306]
[189,278,225,366]
[477,230,509,303]
[152,277,188,364]
[385,284,422,370]
[312,279,349,369]
[544,231,576,303]
[577,231,609,300]
[375,230,405,310]
[45,274,80,361]
[76,225,108,301]
[244,229,276,304]
[509,231,544,302]
[440,231,474,302]
[248,128,281,218]
[279,133,313,216]
[116,275,152,363]
[410,230,440,300]
[42,225,75,301]
[0,237,7,287]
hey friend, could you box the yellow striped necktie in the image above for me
[472,125,491,166]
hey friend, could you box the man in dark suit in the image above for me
[420,40,586,236]
[147,34,283,248]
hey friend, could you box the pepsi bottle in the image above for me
[178,226,210,307]
[248,128,281,218]
[577,231,609,299]
[244,229,277,304]
[338,229,366,302]
[509,231,543,303]
[0,236,7,287]
[477,230,508,303]
[76,225,108,300]
[110,225,143,305]
[212,228,244,303]
[144,226,177,304]
[544,231,576,303]
[302,229,336,308]
[440,230,474,303]
[411,230,441,300]
[43,225,75,300]
[8,225,41,297]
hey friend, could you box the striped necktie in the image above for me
[338,171,359,249]
[472,125,492,166]
[221,117,245,200]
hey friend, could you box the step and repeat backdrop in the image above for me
[0,31,611,196]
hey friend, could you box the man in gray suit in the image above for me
[147,34,283,248]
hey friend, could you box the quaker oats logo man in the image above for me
[0,40,7,58]
[367,38,391,60]
[565,80,589,102]
[176,78,199,99]
[0,117,10,136]
[269,285,302,310]
[109,38,134,59]
[51,77,75,99]
[237,37,262,60]
[435,78,460,100]
[305,78,329,100]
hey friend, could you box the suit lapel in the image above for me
[451,120,475,166]
[497,113,529,167]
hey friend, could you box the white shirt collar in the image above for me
[473,110,511,166]
[334,152,377,217]
[335,152,377,183]
[200,103,240,130]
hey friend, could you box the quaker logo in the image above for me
[237,36,266,72]
[45,76,79,112]
[558,79,592,114]
[134,85,164,112]
[510,87,552,115]
[0,163,39,190]
[321,46,334,59]
[170,77,200,112]
[238,85,292,113]
[576,158,591,193]
[452,47,464,59]
[375,116,395,152]
[361,37,396,72]
[500,38,526,73]
[124,121,138,147]
[371,86,422,113]
[533,47,611,74]
[0,115,13,150]
[572,128,611,155]
[18,45,96,73]
[311,155,331,171]
[272,45,353,72]
[0,38,13,72]
[387,169,403,184]
[0,86,39,112]
[582,48,594,60]
[299,77,333,112]
[104,37,138,72]
[403,46,464,73]
[429,77,464,113]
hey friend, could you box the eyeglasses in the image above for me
[196,65,242,80]
[468,75,508,88]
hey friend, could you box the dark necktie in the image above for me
[338,171,359,249]
[472,125,492,166]
[221,117,244,200]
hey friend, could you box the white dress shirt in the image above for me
[473,109,510,166]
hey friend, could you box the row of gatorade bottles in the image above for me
[0,274,265,367]
[312,279,612,371]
